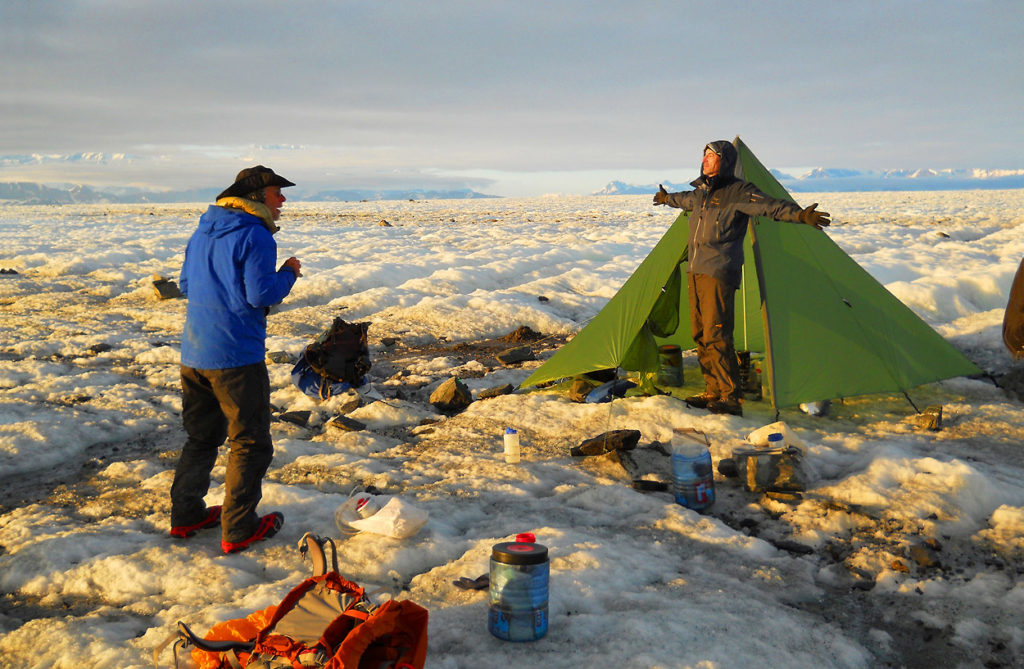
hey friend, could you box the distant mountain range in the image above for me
[0,152,503,203]
[594,167,1024,195]
[0,182,223,205]
[3,163,1024,204]
[0,182,498,205]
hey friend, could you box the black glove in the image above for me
[653,184,669,206]
[798,203,830,230]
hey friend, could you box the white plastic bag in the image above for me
[746,421,806,450]
[334,492,380,536]
[347,496,428,539]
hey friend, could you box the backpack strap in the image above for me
[153,621,254,669]
[151,629,183,669]
[298,533,339,577]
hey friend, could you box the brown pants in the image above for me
[171,363,274,542]
[688,273,740,402]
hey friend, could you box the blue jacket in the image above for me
[180,204,296,369]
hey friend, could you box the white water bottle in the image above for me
[504,428,520,464]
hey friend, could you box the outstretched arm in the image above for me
[653,184,695,210]
[739,186,830,231]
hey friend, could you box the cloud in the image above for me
[1,1,1022,195]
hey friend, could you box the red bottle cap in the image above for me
[516,532,536,543]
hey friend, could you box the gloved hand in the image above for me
[798,203,830,230]
[653,184,669,206]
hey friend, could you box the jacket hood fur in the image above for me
[215,197,279,234]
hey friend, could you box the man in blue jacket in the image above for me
[169,166,302,553]
[654,141,829,416]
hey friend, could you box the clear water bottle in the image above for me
[354,494,380,518]
[503,428,520,464]
[671,430,715,511]
[488,538,548,642]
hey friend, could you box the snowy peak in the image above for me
[799,167,867,179]
[592,180,690,196]
[0,152,133,167]
[593,180,636,195]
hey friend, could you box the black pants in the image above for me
[688,273,741,402]
[171,362,274,542]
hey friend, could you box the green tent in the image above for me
[520,137,982,410]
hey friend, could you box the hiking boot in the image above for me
[708,399,743,416]
[169,505,222,538]
[221,512,284,554]
[684,393,717,409]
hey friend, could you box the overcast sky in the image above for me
[2,1,1022,196]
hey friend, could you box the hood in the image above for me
[696,139,739,190]
[197,202,276,240]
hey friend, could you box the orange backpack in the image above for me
[155,534,428,669]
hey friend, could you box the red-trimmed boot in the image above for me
[169,505,222,538]
[221,512,284,554]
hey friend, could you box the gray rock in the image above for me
[278,410,311,426]
[152,275,183,299]
[266,350,294,364]
[429,377,473,414]
[914,405,943,431]
[496,346,535,365]
[326,415,366,432]
[478,383,514,400]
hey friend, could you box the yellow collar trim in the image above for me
[216,197,279,234]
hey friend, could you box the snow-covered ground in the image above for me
[1,191,1022,668]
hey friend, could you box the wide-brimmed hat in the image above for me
[216,165,296,200]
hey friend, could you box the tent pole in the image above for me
[740,264,748,351]
[902,391,921,413]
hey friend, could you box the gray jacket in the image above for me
[662,140,803,288]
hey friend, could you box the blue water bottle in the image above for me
[488,535,549,641]
[671,429,715,511]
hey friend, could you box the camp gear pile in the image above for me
[292,318,371,398]
[155,533,428,669]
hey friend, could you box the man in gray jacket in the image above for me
[654,140,829,416]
